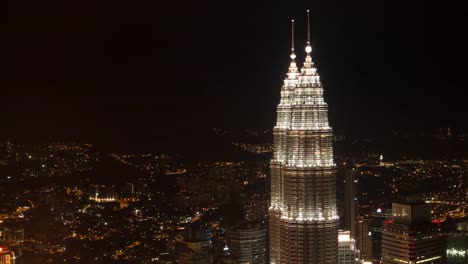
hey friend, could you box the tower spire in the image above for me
[286,19,299,80]
[300,9,316,76]
[291,19,295,52]
[290,19,296,59]
[306,10,311,54]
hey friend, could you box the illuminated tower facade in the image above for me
[269,11,338,264]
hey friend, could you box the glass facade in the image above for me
[382,221,444,264]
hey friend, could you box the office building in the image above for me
[344,170,358,239]
[356,216,372,262]
[228,227,267,264]
[338,230,359,264]
[371,208,391,263]
[381,202,444,264]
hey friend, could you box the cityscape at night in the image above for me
[4,1,468,264]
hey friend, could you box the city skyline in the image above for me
[3,2,468,263]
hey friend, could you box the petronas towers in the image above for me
[269,11,339,264]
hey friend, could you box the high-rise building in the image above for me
[228,227,267,264]
[269,11,338,264]
[338,230,359,264]
[356,216,372,262]
[370,208,392,263]
[344,170,358,239]
[381,202,444,264]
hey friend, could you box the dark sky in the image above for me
[4,0,468,148]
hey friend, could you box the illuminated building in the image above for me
[356,216,372,262]
[89,185,116,203]
[443,217,468,264]
[356,221,372,261]
[228,227,267,264]
[381,202,444,264]
[269,10,338,263]
[0,247,15,264]
[338,230,360,264]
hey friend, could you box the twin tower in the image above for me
[269,10,338,263]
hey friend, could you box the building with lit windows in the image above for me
[356,216,372,262]
[0,247,15,264]
[228,227,267,264]
[381,202,444,264]
[371,208,392,263]
[338,230,360,264]
[269,10,338,264]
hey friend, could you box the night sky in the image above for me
[5,1,468,149]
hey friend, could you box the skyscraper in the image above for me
[269,11,339,264]
[343,169,358,239]
[370,208,392,263]
[356,216,373,262]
